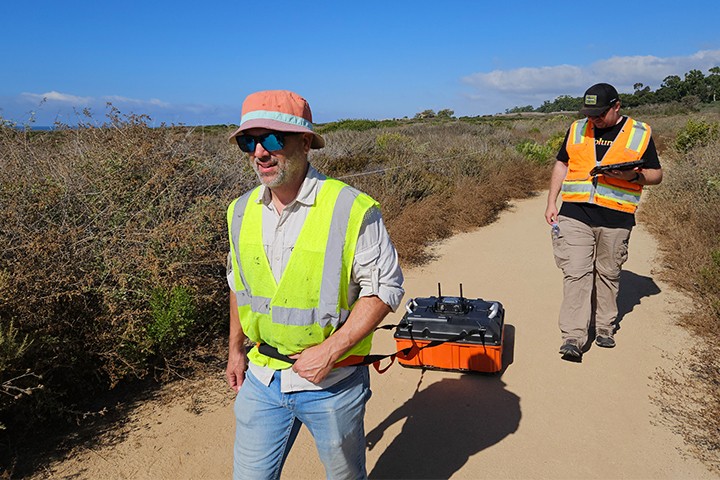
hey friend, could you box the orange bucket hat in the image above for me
[228,90,325,149]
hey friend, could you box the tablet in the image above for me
[590,160,645,176]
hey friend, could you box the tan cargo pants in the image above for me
[552,215,631,347]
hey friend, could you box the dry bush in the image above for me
[0,112,559,474]
[314,121,556,265]
[641,131,720,474]
[634,110,720,153]
[0,108,256,468]
[6,104,719,475]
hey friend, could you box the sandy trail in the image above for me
[43,193,715,479]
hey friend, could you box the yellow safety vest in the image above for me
[561,116,651,214]
[227,178,379,370]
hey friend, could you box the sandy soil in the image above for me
[40,193,716,479]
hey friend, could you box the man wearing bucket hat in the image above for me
[225,90,404,479]
[544,83,663,360]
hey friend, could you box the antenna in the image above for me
[459,283,464,300]
[437,282,442,299]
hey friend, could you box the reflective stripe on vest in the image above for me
[226,178,378,369]
[561,117,650,214]
[570,118,590,145]
[626,119,650,153]
[227,194,253,309]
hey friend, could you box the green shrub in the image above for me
[375,132,412,151]
[317,118,402,134]
[515,130,565,165]
[515,140,553,164]
[147,286,197,354]
[674,118,719,153]
[546,131,566,153]
[0,321,31,373]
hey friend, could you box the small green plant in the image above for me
[515,131,571,164]
[1,321,39,432]
[546,131,566,153]
[146,286,197,354]
[317,118,401,133]
[375,132,412,151]
[0,321,32,372]
[674,118,719,153]
[516,140,553,164]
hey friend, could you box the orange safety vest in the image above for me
[561,116,651,214]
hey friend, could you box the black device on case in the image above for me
[590,159,645,176]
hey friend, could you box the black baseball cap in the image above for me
[579,83,619,116]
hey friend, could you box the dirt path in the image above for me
[42,193,715,479]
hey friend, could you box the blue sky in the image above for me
[1,0,719,126]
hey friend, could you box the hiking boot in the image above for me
[595,333,616,348]
[559,340,582,359]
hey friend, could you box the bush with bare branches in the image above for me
[1,110,563,471]
[641,130,720,473]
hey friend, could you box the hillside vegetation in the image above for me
[1,102,719,475]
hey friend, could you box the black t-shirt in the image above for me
[556,116,661,228]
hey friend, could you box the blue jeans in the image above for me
[233,366,371,480]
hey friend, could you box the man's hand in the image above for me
[289,342,336,384]
[226,349,248,393]
[289,296,392,384]
[603,168,639,181]
[227,292,248,393]
[546,160,568,225]
[544,204,559,226]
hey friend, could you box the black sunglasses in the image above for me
[235,132,300,153]
[588,101,618,119]
[587,108,608,119]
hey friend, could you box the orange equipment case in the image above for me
[393,286,505,373]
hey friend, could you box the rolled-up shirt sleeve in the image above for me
[352,206,405,311]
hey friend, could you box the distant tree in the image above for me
[627,83,653,107]
[662,75,682,90]
[414,109,436,119]
[708,66,720,102]
[505,105,534,114]
[620,93,641,108]
[526,66,720,117]
[436,109,455,118]
[683,69,710,101]
[655,75,682,102]
[537,95,582,113]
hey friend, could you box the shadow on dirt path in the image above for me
[368,326,519,479]
[616,270,662,327]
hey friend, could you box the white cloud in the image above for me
[461,49,720,112]
[21,91,93,104]
[6,90,235,126]
[463,65,586,94]
[103,95,171,108]
[592,50,720,89]
[19,92,176,110]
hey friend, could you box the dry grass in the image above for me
[314,121,554,264]
[640,125,720,473]
[2,105,720,476]
[0,110,559,475]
